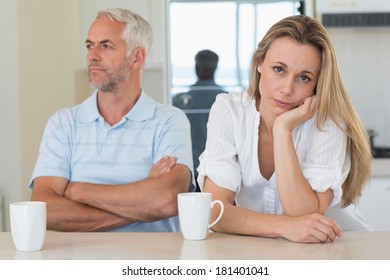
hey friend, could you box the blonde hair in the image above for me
[248,15,371,207]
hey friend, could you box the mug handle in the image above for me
[208,200,224,229]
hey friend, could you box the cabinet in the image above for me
[357,177,390,231]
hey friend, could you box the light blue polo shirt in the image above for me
[30,90,194,232]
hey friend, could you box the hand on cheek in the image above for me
[275,96,317,132]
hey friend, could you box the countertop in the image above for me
[1,230,390,260]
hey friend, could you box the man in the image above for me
[30,8,194,232]
[173,50,226,190]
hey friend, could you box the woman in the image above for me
[197,15,372,243]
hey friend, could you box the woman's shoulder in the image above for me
[215,90,254,109]
[298,116,347,142]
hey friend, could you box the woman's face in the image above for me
[257,36,321,117]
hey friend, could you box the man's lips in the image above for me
[89,67,105,72]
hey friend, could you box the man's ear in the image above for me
[130,48,146,66]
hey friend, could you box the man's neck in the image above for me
[97,87,141,126]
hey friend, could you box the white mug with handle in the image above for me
[178,192,224,240]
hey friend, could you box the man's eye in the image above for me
[102,44,111,49]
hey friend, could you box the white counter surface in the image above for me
[1,231,390,260]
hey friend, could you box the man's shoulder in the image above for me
[50,92,96,122]
[155,101,187,120]
[48,106,77,122]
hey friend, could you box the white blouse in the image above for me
[197,91,371,231]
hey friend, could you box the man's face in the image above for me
[85,16,131,92]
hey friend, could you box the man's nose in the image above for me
[87,47,101,63]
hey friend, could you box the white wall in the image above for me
[0,0,21,231]
[328,27,390,147]
[0,0,167,231]
[314,0,390,146]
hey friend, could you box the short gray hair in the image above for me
[96,8,153,57]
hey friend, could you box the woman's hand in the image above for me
[282,213,342,243]
[274,95,317,133]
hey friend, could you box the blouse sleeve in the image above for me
[299,118,351,207]
[197,94,242,192]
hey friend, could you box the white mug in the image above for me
[178,192,224,240]
[10,201,46,251]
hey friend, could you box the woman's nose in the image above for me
[281,76,294,95]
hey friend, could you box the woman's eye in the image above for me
[298,75,311,82]
[273,66,283,73]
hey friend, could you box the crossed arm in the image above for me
[31,156,191,231]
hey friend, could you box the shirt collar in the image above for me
[75,90,156,123]
[124,90,156,121]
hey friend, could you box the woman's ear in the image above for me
[256,62,262,73]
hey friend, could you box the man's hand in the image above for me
[148,156,177,178]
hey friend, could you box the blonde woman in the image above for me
[198,15,372,243]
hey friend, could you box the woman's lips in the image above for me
[273,98,291,109]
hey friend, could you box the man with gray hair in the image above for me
[30,8,194,232]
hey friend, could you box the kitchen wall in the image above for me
[0,0,84,231]
[0,0,20,231]
[327,27,390,147]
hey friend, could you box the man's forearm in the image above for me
[64,164,191,222]
[44,194,131,231]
